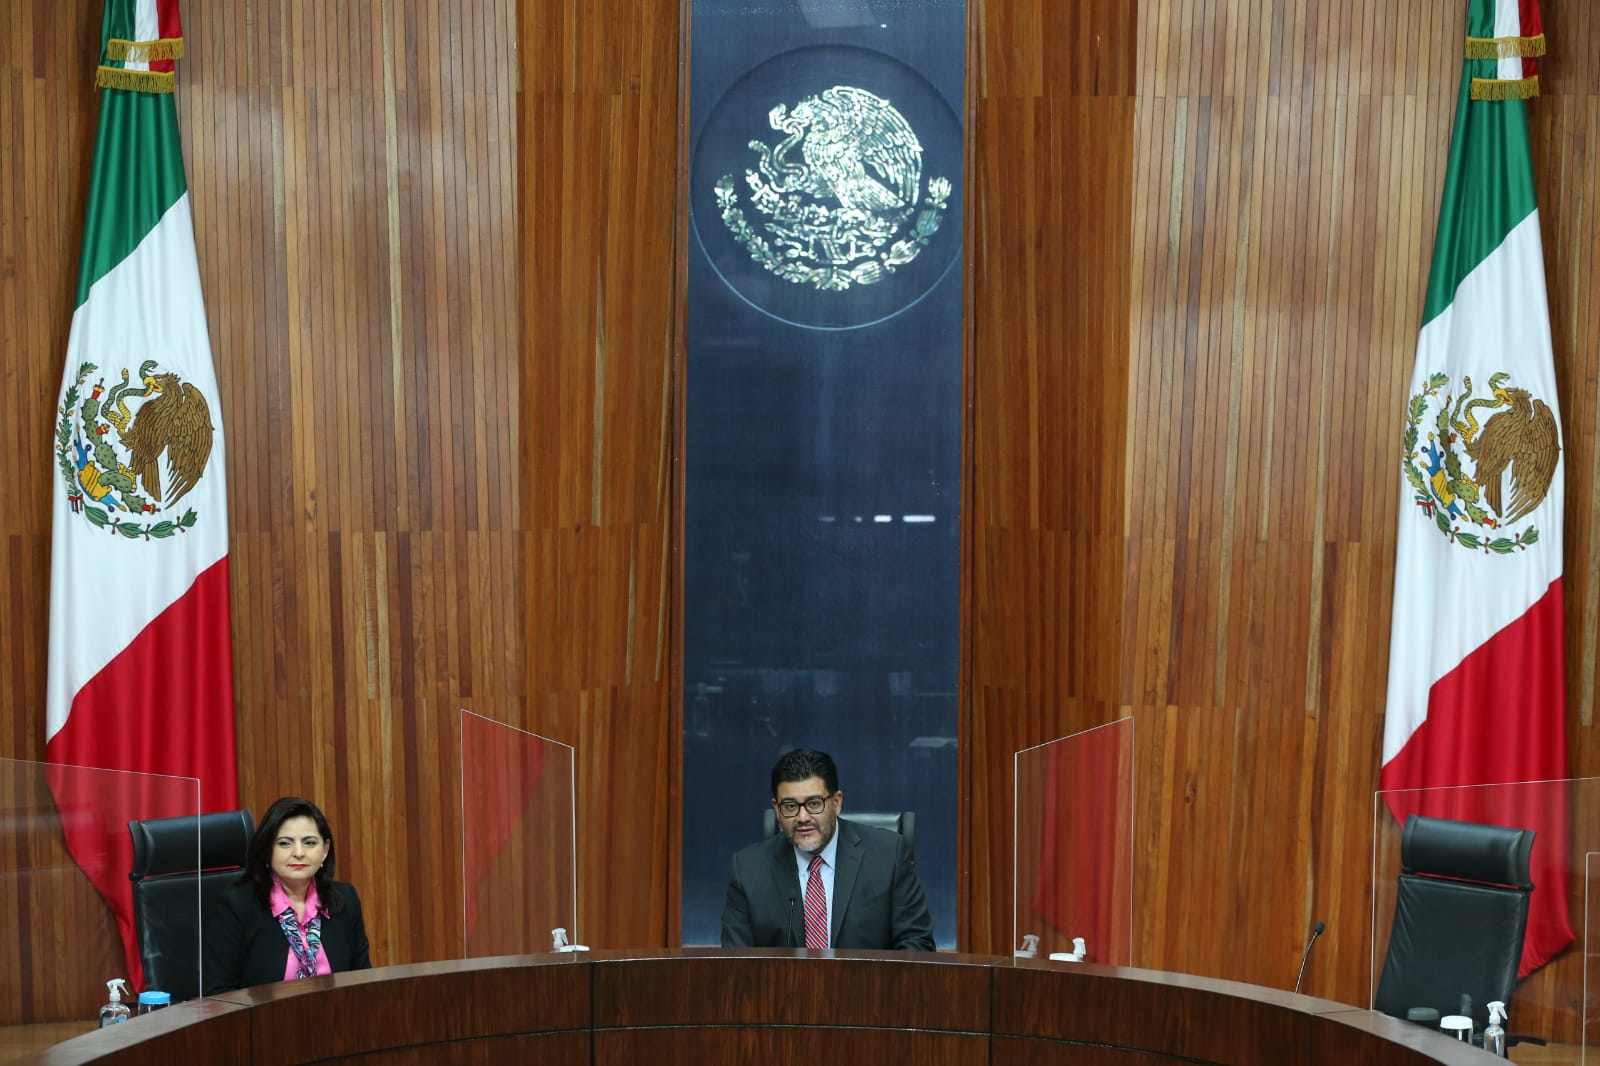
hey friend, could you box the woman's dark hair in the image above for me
[241,796,344,915]
[770,749,839,797]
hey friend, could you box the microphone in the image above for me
[787,898,797,947]
[1293,921,1326,994]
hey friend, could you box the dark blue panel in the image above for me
[683,0,964,949]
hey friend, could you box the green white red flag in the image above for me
[1382,0,1569,975]
[46,0,237,990]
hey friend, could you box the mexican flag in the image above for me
[45,0,237,990]
[1382,0,1570,976]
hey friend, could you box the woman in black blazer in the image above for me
[202,796,372,995]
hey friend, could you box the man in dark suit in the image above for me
[720,749,934,951]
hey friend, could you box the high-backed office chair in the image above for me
[762,809,916,859]
[1374,814,1534,1031]
[128,809,254,1001]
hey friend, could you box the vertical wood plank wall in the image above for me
[518,0,680,950]
[2,0,1599,1033]
[966,0,1137,954]
[3,0,529,1020]
[191,0,524,980]
[2,3,175,1020]
[966,0,1600,1038]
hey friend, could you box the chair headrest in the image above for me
[128,809,255,881]
[761,808,915,850]
[1400,815,1534,890]
[842,812,909,836]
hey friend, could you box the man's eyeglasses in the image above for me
[775,793,836,818]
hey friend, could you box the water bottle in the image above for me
[136,990,171,1016]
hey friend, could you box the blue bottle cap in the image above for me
[138,990,171,1005]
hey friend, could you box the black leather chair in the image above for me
[1374,814,1534,1030]
[128,809,254,1001]
[762,809,916,859]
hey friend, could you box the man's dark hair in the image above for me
[770,749,839,797]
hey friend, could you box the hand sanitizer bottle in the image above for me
[98,979,131,1027]
[1484,1001,1507,1057]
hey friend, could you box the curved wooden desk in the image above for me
[17,950,1490,1066]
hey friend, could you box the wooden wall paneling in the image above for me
[1514,0,1600,1043]
[176,0,523,985]
[518,0,679,949]
[967,0,1137,957]
[1,5,99,760]
[0,2,187,1024]
[4,0,1597,1035]
[1126,0,1437,1000]
[1118,0,1600,1038]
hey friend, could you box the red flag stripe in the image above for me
[1381,577,1571,974]
[1519,0,1543,77]
[45,557,236,989]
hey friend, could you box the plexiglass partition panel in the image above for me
[1585,852,1600,1062]
[0,758,199,1019]
[1372,778,1599,1050]
[460,711,576,957]
[1013,720,1135,966]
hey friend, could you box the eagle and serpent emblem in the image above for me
[55,359,214,539]
[715,85,951,292]
[1403,370,1559,554]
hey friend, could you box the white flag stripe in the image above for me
[1494,0,1524,82]
[122,0,162,73]
[1383,211,1561,763]
[45,192,227,743]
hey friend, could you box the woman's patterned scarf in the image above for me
[276,905,324,979]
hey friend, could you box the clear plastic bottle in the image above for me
[137,990,171,1016]
[1484,1001,1507,1057]
[98,979,131,1027]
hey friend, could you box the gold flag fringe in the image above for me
[94,66,175,94]
[1470,75,1540,101]
[1464,33,1546,60]
[106,37,185,63]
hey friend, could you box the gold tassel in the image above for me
[1470,75,1540,101]
[106,37,186,63]
[1464,33,1547,60]
[94,66,176,94]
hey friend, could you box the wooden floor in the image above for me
[0,1022,96,1062]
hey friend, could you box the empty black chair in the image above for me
[128,809,254,1002]
[762,809,916,859]
[1374,814,1534,1031]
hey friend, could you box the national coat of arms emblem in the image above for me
[715,85,951,292]
[55,359,214,539]
[1402,370,1559,554]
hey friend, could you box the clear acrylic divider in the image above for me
[1013,719,1135,966]
[0,757,200,1020]
[1586,852,1600,1063]
[1372,778,1598,1053]
[460,711,576,957]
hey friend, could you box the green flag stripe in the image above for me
[74,88,189,307]
[1466,0,1502,40]
[98,0,137,70]
[1420,65,1538,326]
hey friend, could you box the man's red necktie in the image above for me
[803,853,828,949]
